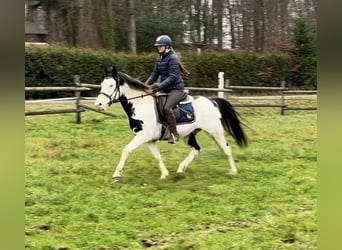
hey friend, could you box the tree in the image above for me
[226,0,237,48]
[253,0,265,53]
[127,0,136,54]
[290,12,317,87]
[30,0,317,57]
[102,0,115,49]
[213,0,224,51]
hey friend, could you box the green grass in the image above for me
[25,103,317,249]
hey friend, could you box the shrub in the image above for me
[25,45,311,99]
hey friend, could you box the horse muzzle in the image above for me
[95,98,108,111]
[95,102,109,111]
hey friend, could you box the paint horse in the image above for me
[95,66,248,181]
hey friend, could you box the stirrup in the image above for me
[168,133,179,144]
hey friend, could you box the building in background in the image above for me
[25,0,48,45]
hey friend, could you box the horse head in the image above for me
[95,66,121,111]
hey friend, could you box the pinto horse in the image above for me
[95,66,247,181]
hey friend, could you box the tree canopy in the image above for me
[26,0,317,54]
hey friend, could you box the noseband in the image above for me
[100,77,121,106]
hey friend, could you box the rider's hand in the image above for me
[151,83,160,93]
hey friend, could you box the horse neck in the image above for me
[121,83,154,106]
[120,83,156,124]
[122,84,145,98]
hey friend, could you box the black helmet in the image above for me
[153,35,172,47]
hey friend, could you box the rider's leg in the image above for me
[165,109,179,143]
[164,89,184,144]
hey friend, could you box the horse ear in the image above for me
[112,66,118,78]
[104,66,113,77]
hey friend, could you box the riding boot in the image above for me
[165,110,179,144]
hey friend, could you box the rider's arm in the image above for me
[145,64,159,85]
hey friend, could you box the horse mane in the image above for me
[117,72,150,92]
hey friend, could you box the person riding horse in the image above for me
[145,35,189,144]
[95,66,247,181]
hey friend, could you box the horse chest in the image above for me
[120,98,155,134]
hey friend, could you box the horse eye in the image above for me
[109,84,114,87]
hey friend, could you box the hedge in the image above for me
[25,45,301,99]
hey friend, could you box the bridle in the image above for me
[99,76,121,106]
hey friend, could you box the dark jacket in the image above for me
[146,50,184,92]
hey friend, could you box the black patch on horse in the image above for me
[119,96,144,133]
[188,132,201,151]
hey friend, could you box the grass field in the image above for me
[25,102,317,249]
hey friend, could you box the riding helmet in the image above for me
[154,35,172,47]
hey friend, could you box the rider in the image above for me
[146,35,189,144]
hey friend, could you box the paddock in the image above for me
[25,100,317,249]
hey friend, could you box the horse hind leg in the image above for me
[147,142,169,179]
[211,132,237,174]
[177,132,201,173]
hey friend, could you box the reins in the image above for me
[111,92,155,105]
[101,76,155,106]
[121,92,155,102]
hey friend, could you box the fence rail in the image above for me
[25,74,317,123]
[25,87,91,91]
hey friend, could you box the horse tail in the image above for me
[211,97,248,148]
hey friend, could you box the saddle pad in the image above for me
[175,103,195,124]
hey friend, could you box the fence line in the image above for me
[25,97,77,104]
[78,104,116,118]
[25,86,90,91]
[25,109,83,116]
[284,90,317,94]
[25,74,317,123]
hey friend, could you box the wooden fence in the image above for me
[25,74,317,123]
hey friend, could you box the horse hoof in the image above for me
[229,170,238,175]
[174,172,186,180]
[177,166,186,173]
[113,176,121,182]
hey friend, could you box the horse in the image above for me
[95,66,248,182]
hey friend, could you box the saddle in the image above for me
[154,89,195,125]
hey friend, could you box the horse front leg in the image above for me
[147,142,169,179]
[112,134,148,182]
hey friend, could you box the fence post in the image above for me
[225,79,230,99]
[280,80,286,115]
[218,72,224,98]
[74,75,81,124]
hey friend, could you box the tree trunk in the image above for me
[203,0,210,45]
[253,0,264,53]
[227,0,236,48]
[195,0,202,43]
[213,0,223,51]
[279,0,289,41]
[127,0,137,54]
[241,3,251,50]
